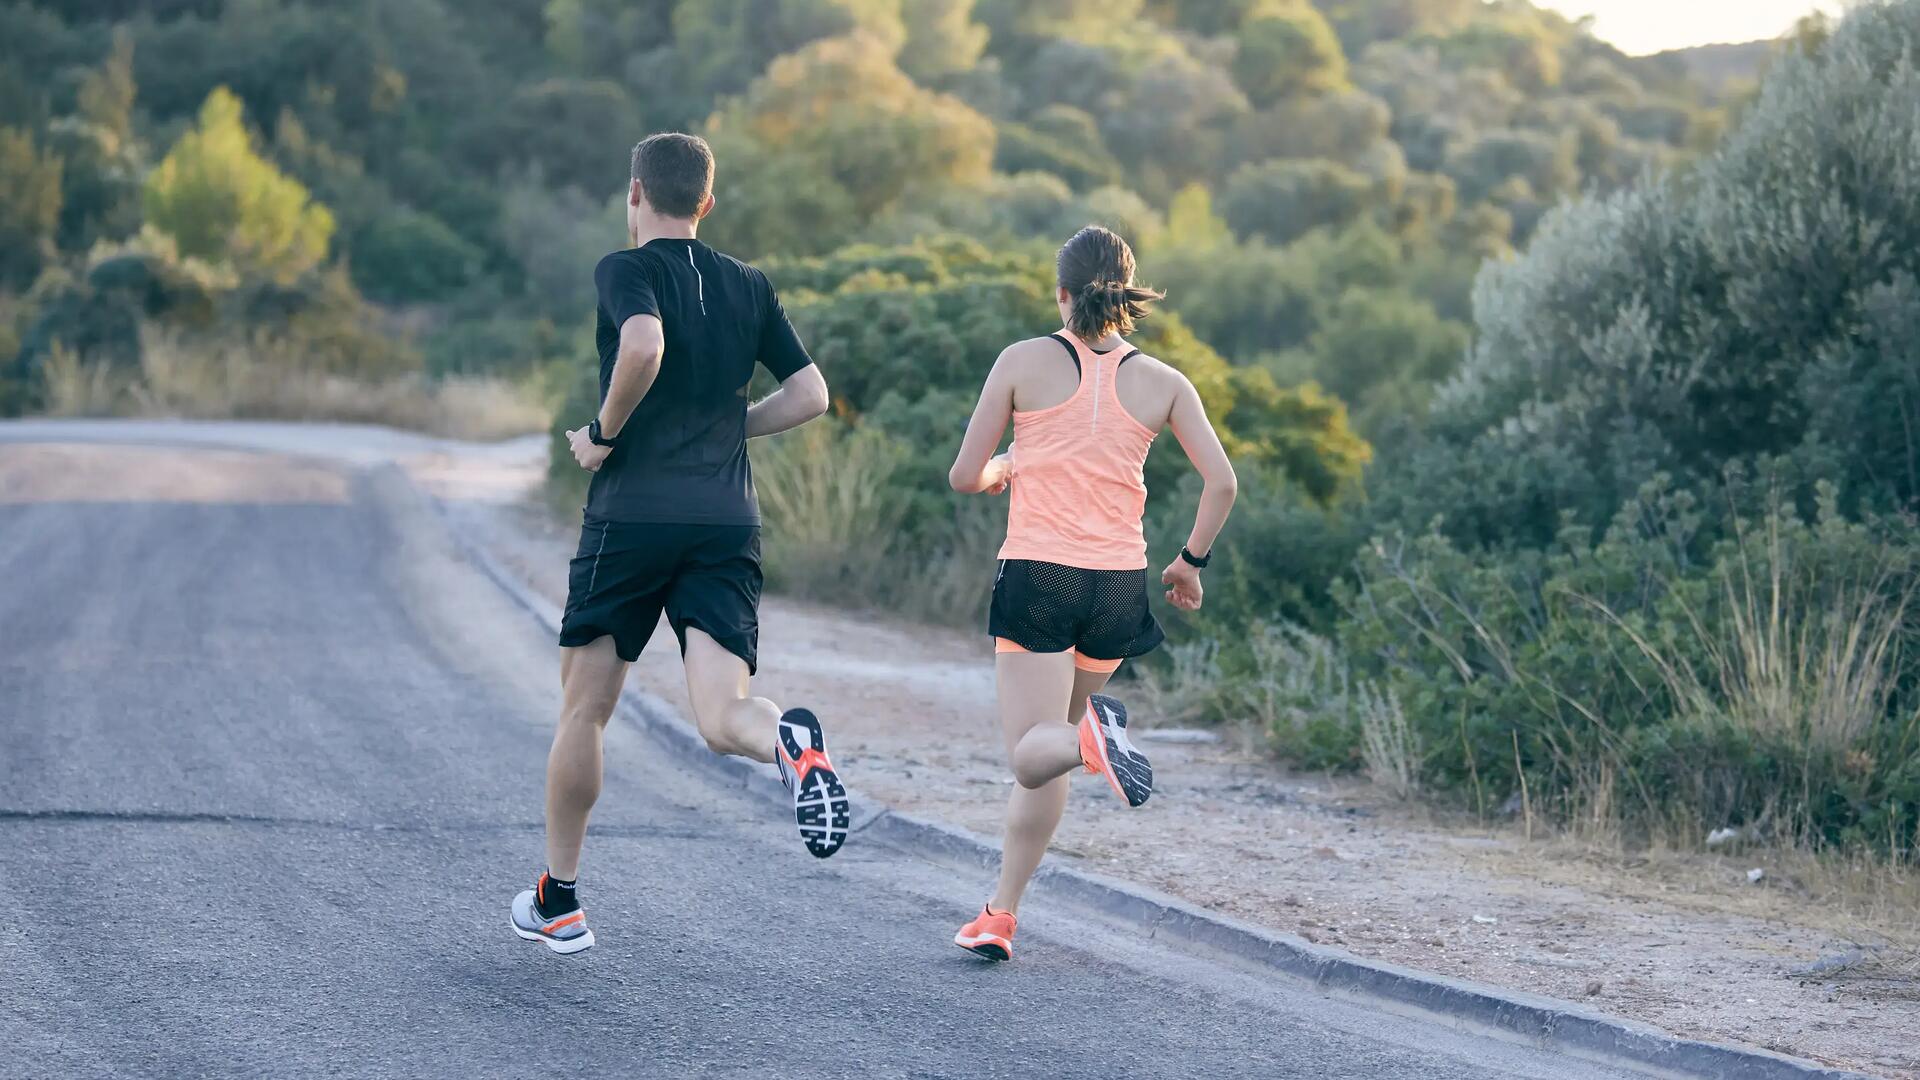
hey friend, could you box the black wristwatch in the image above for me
[587,418,618,447]
[1179,545,1211,569]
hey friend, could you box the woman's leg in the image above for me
[988,655,1115,914]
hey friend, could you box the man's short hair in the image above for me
[630,133,714,219]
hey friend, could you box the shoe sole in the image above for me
[1088,695,1153,808]
[511,921,595,955]
[780,710,851,859]
[953,934,1011,962]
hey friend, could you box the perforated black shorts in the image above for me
[558,520,761,671]
[987,559,1164,662]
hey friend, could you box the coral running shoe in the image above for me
[775,708,851,858]
[1078,693,1153,807]
[954,905,1018,961]
[510,874,594,954]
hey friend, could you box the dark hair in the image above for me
[630,132,714,219]
[1055,225,1163,340]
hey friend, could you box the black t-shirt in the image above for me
[586,238,813,525]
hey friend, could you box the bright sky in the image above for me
[1534,0,1847,55]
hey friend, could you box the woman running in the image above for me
[945,225,1238,961]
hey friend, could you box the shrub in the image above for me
[1221,158,1375,246]
[1232,8,1350,106]
[1339,479,1920,856]
[349,209,482,304]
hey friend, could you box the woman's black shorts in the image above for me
[987,559,1164,662]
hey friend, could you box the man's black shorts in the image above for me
[987,559,1164,662]
[558,520,762,671]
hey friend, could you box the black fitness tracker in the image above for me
[1179,545,1211,569]
[587,418,617,447]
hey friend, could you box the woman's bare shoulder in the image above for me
[1124,350,1191,389]
[999,334,1070,362]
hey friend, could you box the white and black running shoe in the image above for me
[510,874,594,954]
[774,708,850,858]
[1077,694,1153,807]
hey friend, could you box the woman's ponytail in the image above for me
[1057,226,1164,340]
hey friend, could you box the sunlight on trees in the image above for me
[143,88,333,283]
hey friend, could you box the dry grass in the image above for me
[754,418,906,590]
[753,416,1003,626]
[38,344,116,415]
[1600,513,1917,754]
[1577,506,1920,852]
[1358,680,1418,799]
[37,330,549,441]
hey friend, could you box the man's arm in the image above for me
[566,313,663,472]
[568,254,663,471]
[748,269,828,438]
[746,364,829,438]
[598,313,664,438]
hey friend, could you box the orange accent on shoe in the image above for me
[1078,704,1130,800]
[1077,707,1104,775]
[542,912,584,935]
[783,745,833,781]
[536,874,546,907]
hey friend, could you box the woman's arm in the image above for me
[948,351,1018,494]
[1161,375,1238,611]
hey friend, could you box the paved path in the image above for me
[0,428,1645,1079]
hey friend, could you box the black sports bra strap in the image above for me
[1047,332,1081,376]
[1116,348,1142,369]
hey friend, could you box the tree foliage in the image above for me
[1232,7,1350,105]
[702,33,995,258]
[143,87,333,283]
[0,127,63,285]
[1385,0,1920,546]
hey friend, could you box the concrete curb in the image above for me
[438,489,1876,1080]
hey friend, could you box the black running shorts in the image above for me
[559,520,762,671]
[987,559,1164,662]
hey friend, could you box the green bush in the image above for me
[1232,8,1350,106]
[1221,159,1376,246]
[1339,480,1920,855]
[349,209,482,303]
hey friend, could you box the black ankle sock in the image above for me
[536,871,579,919]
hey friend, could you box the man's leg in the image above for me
[989,656,1111,915]
[683,625,850,857]
[545,637,630,880]
[680,626,779,762]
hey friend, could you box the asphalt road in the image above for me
[0,429,1648,1080]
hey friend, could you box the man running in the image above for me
[511,133,850,955]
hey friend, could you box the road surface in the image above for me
[0,426,1648,1079]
